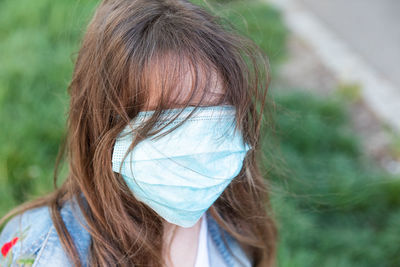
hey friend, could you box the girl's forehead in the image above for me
[143,55,226,111]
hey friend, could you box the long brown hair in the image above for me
[0,0,277,266]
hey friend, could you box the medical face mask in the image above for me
[111,105,251,227]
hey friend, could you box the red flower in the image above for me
[1,237,19,258]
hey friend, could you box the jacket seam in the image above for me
[27,231,47,255]
[32,225,54,267]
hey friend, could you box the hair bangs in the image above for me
[127,48,229,140]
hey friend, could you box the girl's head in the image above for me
[70,0,269,137]
[5,0,277,266]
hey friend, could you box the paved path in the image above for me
[300,0,400,88]
[267,0,400,132]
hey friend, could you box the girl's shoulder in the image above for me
[0,200,90,267]
[0,199,252,267]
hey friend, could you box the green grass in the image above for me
[1,0,399,266]
[0,0,97,212]
[267,91,400,266]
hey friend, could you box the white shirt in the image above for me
[194,214,210,267]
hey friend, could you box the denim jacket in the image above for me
[0,196,252,267]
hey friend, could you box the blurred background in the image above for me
[0,0,399,266]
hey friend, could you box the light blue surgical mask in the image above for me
[111,105,251,227]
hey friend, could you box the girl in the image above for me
[0,0,277,266]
